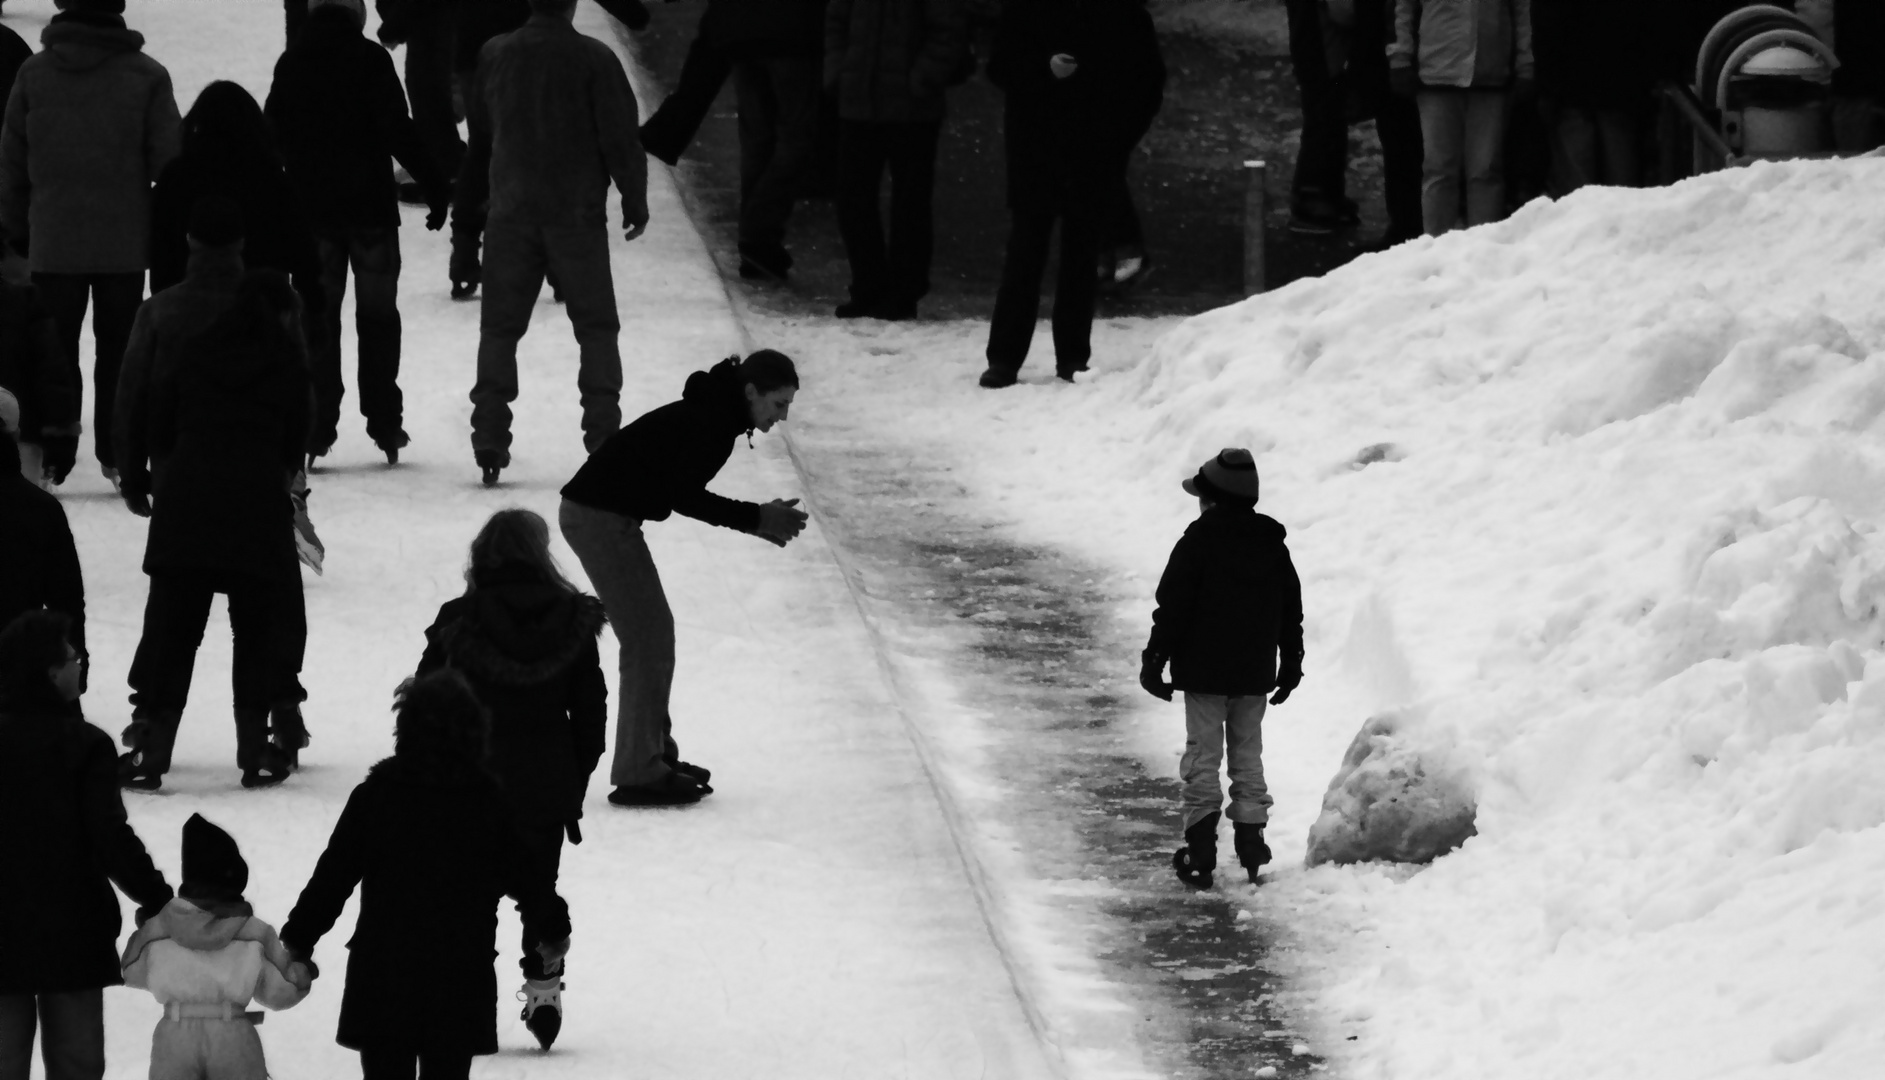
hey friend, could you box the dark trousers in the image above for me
[1284,0,1347,207]
[732,56,821,251]
[34,272,141,471]
[127,568,308,718]
[835,119,941,305]
[311,225,403,451]
[639,29,733,163]
[404,3,465,180]
[358,1049,472,1080]
[986,198,1101,377]
[471,217,623,458]
[0,989,104,1080]
[515,817,566,979]
[1375,87,1424,240]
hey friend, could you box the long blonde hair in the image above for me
[463,509,578,594]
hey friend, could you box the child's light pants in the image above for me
[147,1016,266,1080]
[1180,692,1273,830]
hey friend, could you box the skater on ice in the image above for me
[1140,448,1304,888]
[120,814,311,1080]
[559,348,808,807]
[414,508,607,1050]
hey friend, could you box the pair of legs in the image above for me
[1283,0,1349,218]
[985,196,1102,379]
[0,990,102,1080]
[147,1017,267,1080]
[732,55,821,260]
[1547,104,1639,193]
[358,1048,472,1080]
[515,817,567,979]
[310,225,404,455]
[1415,88,1508,234]
[835,119,940,311]
[469,219,623,465]
[1179,692,1272,831]
[34,272,141,474]
[558,500,682,788]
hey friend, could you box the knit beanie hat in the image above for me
[57,0,128,15]
[309,0,367,28]
[0,387,19,436]
[180,814,249,902]
[1182,448,1260,504]
[186,197,245,248]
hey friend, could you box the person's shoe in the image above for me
[270,703,309,770]
[475,449,507,487]
[1233,821,1272,884]
[671,760,712,786]
[119,711,180,791]
[101,464,121,493]
[607,772,709,807]
[1172,811,1220,890]
[306,442,334,472]
[375,430,410,466]
[978,366,1018,389]
[236,707,293,789]
[518,977,563,1050]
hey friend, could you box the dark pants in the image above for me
[127,568,308,718]
[1284,0,1347,208]
[358,1049,471,1080]
[515,817,566,979]
[0,989,104,1080]
[732,56,821,251]
[34,272,142,472]
[1375,87,1424,240]
[471,217,623,459]
[403,3,465,180]
[639,29,733,164]
[986,198,1101,377]
[311,225,403,451]
[836,119,941,306]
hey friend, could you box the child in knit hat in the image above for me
[121,814,311,1080]
[1141,448,1306,888]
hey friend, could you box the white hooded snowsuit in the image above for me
[120,897,308,1080]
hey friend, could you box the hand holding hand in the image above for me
[1049,53,1078,80]
[124,491,152,518]
[285,961,315,993]
[1139,652,1173,702]
[756,498,808,546]
[425,202,449,231]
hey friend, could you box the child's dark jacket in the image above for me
[1146,506,1304,696]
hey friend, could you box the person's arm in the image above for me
[1389,0,1417,64]
[824,0,854,88]
[1273,544,1305,698]
[373,48,450,214]
[1144,531,1201,666]
[145,70,184,183]
[414,619,449,678]
[452,49,495,235]
[46,506,86,660]
[593,0,653,32]
[570,630,608,788]
[113,306,159,506]
[670,487,762,532]
[0,72,29,252]
[76,730,173,918]
[1115,4,1165,148]
[250,922,313,1009]
[147,167,187,295]
[280,783,372,966]
[592,47,649,236]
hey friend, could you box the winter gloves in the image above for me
[1272,650,1304,706]
[39,433,77,484]
[1139,651,1174,701]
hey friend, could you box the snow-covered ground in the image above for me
[20,0,1885,1077]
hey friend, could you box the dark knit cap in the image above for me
[59,0,128,14]
[181,814,249,902]
[186,197,245,248]
[1182,448,1260,504]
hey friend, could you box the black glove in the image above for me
[425,201,449,231]
[39,434,77,484]
[1389,63,1418,98]
[1271,663,1303,706]
[124,490,152,518]
[1139,652,1173,702]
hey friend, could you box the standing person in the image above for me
[558,350,807,807]
[461,0,646,486]
[0,609,174,1080]
[119,815,312,1080]
[714,0,826,280]
[1139,449,1304,889]
[0,0,182,489]
[824,0,967,320]
[414,509,605,1050]
[1533,0,1650,193]
[0,262,78,486]
[150,82,323,336]
[1389,0,1534,234]
[1831,0,1885,153]
[115,231,313,793]
[978,0,1164,389]
[265,0,449,467]
[0,427,86,679]
[282,672,573,1080]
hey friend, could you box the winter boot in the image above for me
[519,977,564,1050]
[119,711,181,791]
[270,703,310,770]
[475,449,506,487]
[1233,821,1272,884]
[1171,811,1219,890]
[234,708,293,789]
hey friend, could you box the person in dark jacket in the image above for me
[282,671,572,1080]
[116,211,313,793]
[0,263,78,485]
[558,350,808,806]
[414,508,605,1051]
[824,0,967,320]
[462,0,646,484]
[978,0,1163,388]
[1140,449,1304,889]
[0,609,174,1080]
[374,0,468,185]
[0,0,182,486]
[0,429,86,676]
[715,0,826,279]
[151,82,324,340]
[265,0,449,467]
[1533,0,1651,192]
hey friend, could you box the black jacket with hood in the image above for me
[416,567,608,825]
[560,356,762,532]
[1146,505,1305,697]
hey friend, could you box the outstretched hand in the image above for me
[756,498,808,547]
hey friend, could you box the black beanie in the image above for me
[181,814,249,902]
[187,197,245,249]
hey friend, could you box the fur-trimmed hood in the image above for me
[429,579,606,688]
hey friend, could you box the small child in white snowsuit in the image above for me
[1141,448,1305,889]
[121,814,311,1080]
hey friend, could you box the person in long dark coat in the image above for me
[282,671,572,1080]
[978,0,1163,388]
[0,428,86,670]
[0,609,173,1080]
[0,267,77,485]
[116,219,313,793]
[414,508,605,1050]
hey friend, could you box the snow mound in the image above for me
[1305,710,1477,867]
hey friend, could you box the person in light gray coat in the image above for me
[0,0,181,484]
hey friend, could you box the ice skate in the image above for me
[519,977,563,1050]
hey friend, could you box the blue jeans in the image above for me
[0,990,104,1080]
[1180,693,1271,830]
[1416,88,1508,233]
